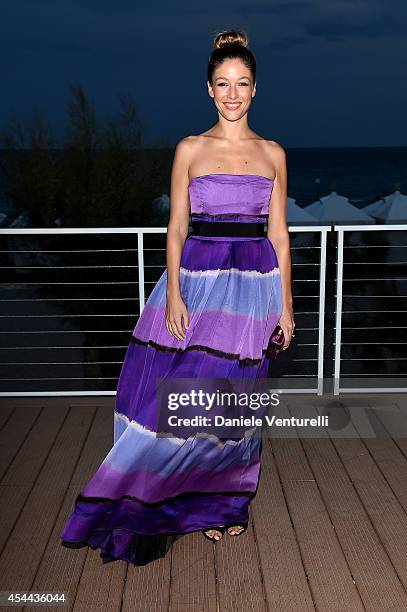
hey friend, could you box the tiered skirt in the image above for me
[60,233,282,565]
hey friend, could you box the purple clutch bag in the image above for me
[265,324,285,360]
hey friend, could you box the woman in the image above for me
[60,29,294,565]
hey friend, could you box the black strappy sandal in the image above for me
[225,521,248,536]
[201,525,225,542]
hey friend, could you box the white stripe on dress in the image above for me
[180,266,280,278]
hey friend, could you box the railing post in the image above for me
[334,229,344,395]
[317,229,328,395]
[137,231,145,313]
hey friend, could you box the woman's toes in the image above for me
[227,525,244,535]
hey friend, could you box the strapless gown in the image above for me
[60,173,283,566]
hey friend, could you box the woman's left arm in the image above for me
[266,142,295,349]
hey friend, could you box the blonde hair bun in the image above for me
[213,30,249,50]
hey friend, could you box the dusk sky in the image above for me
[1,0,406,148]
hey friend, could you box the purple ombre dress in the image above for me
[60,173,283,565]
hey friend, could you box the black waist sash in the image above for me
[191,220,265,237]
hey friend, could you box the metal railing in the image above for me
[334,224,407,394]
[1,224,406,396]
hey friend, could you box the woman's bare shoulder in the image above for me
[174,134,205,158]
[174,135,207,173]
[264,138,286,155]
[260,139,286,169]
[176,134,207,147]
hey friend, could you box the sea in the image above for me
[284,146,407,207]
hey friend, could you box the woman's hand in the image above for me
[278,304,295,350]
[165,292,190,340]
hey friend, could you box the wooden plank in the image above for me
[324,400,407,592]
[0,405,42,480]
[370,400,407,440]
[1,405,70,490]
[271,399,363,611]
[123,551,171,612]
[0,403,70,551]
[169,531,216,612]
[73,548,127,612]
[283,480,364,611]
[349,401,407,515]
[0,403,15,430]
[215,511,267,611]
[24,402,172,612]
[287,400,407,610]
[388,399,407,460]
[251,436,315,611]
[0,403,98,610]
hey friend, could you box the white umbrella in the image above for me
[286,196,318,225]
[305,191,376,224]
[363,190,407,223]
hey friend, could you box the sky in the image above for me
[1,0,406,148]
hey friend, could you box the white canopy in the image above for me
[286,197,317,225]
[363,190,407,222]
[305,191,376,224]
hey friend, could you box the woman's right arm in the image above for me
[165,137,192,341]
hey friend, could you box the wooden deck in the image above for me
[1,395,407,611]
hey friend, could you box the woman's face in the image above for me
[208,58,256,121]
